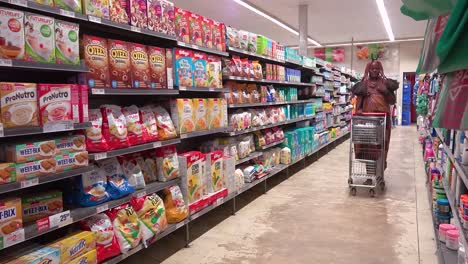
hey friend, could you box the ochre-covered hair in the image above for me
[362,60,387,92]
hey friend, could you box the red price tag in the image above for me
[36,217,50,232]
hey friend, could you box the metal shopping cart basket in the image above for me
[348,113,387,197]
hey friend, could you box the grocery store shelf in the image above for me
[0,59,89,72]
[89,88,179,95]
[190,192,236,221]
[0,122,91,138]
[235,152,263,165]
[284,58,303,68]
[307,131,350,157]
[89,138,180,160]
[0,166,94,195]
[227,47,285,64]
[227,115,314,136]
[224,76,314,87]
[228,99,315,108]
[177,41,229,57]
[257,139,284,150]
[441,177,468,251]
[434,128,468,187]
[180,128,228,139]
[0,0,88,20]
[178,86,229,92]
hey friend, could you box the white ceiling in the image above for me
[171,0,426,46]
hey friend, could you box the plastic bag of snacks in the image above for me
[132,152,157,183]
[226,26,239,48]
[73,170,111,207]
[117,156,146,190]
[155,145,179,182]
[80,214,121,263]
[130,194,168,240]
[152,105,177,139]
[139,106,159,141]
[101,105,130,150]
[106,204,143,252]
[162,185,188,223]
[86,109,109,152]
[97,158,135,199]
[122,105,149,145]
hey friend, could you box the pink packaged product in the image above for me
[160,0,175,36]
[78,85,89,122]
[147,0,161,31]
[188,12,202,46]
[101,104,130,150]
[128,0,148,28]
[174,6,189,43]
[37,84,79,126]
[201,17,212,49]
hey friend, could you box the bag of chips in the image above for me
[139,105,159,141]
[97,157,135,199]
[106,204,143,252]
[122,105,149,145]
[130,194,168,241]
[117,156,146,190]
[73,170,111,207]
[101,105,130,150]
[155,145,179,182]
[152,105,177,140]
[85,109,109,152]
[80,214,121,263]
[162,185,188,223]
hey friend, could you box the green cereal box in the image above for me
[54,0,82,13]
[55,20,80,65]
[24,13,55,63]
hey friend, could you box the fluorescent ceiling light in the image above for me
[232,0,321,47]
[376,0,395,41]
[289,38,424,49]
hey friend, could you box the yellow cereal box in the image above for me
[193,98,207,131]
[49,231,96,263]
[207,98,221,129]
[178,151,206,203]
[170,99,195,134]
[0,197,22,236]
[0,82,38,129]
[208,151,225,192]
[67,249,97,264]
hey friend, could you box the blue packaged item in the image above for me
[97,157,135,199]
[174,48,194,87]
[73,170,111,207]
[193,52,208,87]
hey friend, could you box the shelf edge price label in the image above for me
[49,210,72,228]
[88,16,101,24]
[59,9,75,18]
[180,134,187,139]
[9,0,27,7]
[20,178,39,189]
[0,123,4,137]
[215,197,224,207]
[94,152,107,160]
[0,59,12,67]
[131,26,141,33]
[91,88,105,94]
[152,142,162,148]
[0,229,25,249]
[97,204,108,213]
[135,191,146,199]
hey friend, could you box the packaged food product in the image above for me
[226,26,239,48]
[122,105,148,145]
[220,98,227,128]
[162,185,188,223]
[49,231,96,263]
[0,163,16,185]
[109,0,129,24]
[37,84,77,125]
[188,12,202,46]
[212,20,225,52]
[248,33,257,53]
[108,39,131,89]
[201,17,212,49]
[129,0,148,28]
[207,55,222,88]
[0,82,38,128]
[170,98,195,135]
[174,7,189,43]
[152,105,177,139]
[130,194,167,240]
[193,52,207,87]
[80,214,121,263]
[179,151,205,203]
[54,0,82,12]
[0,197,22,236]
[174,48,193,87]
[4,139,56,163]
[106,204,143,252]
[0,8,24,60]
[280,147,291,164]
[97,157,135,199]
[81,35,110,88]
[16,158,57,181]
[193,98,207,131]
[83,0,110,18]
[208,151,224,192]
[3,246,60,264]
[101,104,130,149]
[223,156,235,194]
[252,61,263,79]
[166,48,174,88]
[147,46,167,89]
[118,156,146,189]
[67,249,97,264]
[129,43,151,88]
[134,153,157,183]
[160,0,175,36]
[239,30,248,51]
[146,0,160,31]
[22,191,62,223]
[55,151,88,172]
[24,13,55,63]
[55,135,85,155]
[139,106,158,141]
[155,145,179,181]
[78,85,89,122]
[208,98,222,129]
[54,20,79,65]
[85,109,109,152]
[73,170,111,207]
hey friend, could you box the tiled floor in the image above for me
[124,126,437,264]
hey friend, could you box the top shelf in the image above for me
[227,47,285,64]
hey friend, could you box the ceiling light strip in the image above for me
[376,0,395,41]
[288,38,424,49]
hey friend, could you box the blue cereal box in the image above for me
[193,52,207,87]
[174,48,193,87]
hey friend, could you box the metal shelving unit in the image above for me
[0,59,89,72]
[228,99,316,108]
[89,88,179,96]
[89,138,180,160]
[180,128,228,139]
[235,152,263,165]
[178,86,230,92]
[224,76,314,87]
[177,41,229,57]
[227,115,315,136]
[1,122,91,138]
[257,140,284,150]
[227,47,285,64]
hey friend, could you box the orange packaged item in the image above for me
[208,98,222,129]
[193,98,207,131]
[101,105,129,150]
[152,105,177,139]
[0,197,22,236]
[170,99,194,135]
[0,163,16,185]
[129,43,151,89]
[55,151,88,172]
[106,204,143,252]
[16,159,57,181]
[139,106,158,141]
[22,191,62,223]
[37,84,79,126]
[130,194,168,240]
[147,46,166,89]
[81,35,110,89]
[55,135,85,155]
[85,109,109,152]
[162,185,188,223]
[0,82,38,128]
[155,145,179,182]
[108,39,131,89]
[122,105,149,145]
[0,8,25,60]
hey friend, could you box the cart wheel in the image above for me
[380,182,385,191]
[350,188,357,196]
[369,189,375,197]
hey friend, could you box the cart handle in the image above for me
[356,112,387,116]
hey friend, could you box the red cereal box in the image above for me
[174,7,189,43]
[147,46,166,89]
[37,84,78,126]
[188,12,202,46]
[78,84,89,122]
[128,0,148,28]
[129,43,151,89]
[212,20,225,52]
[108,39,131,89]
[81,35,110,88]
[201,17,212,49]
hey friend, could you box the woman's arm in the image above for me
[351,82,367,96]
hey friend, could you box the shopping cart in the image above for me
[348,113,387,197]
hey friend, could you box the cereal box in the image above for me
[147,46,166,89]
[54,0,82,12]
[148,0,174,35]
[212,20,225,52]
[207,55,222,88]
[49,231,96,263]
[155,145,179,181]
[37,84,78,125]
[147,0,161,31]
[78,85,89,122]
[174,7,189,43]
[161,0,174,35]
[128,0,148,28]
[55,135,85,155]
[22,191,62,223]
[207,150,225,192]
[129,43,150,88]
[0,163,16,185]
[0,8,24,60]
[4,246,60,264]
[55,20,79,65]
[67,249,97,264]
[193,98,207,131]
[201,17,212,49]
[207,98,221,129]
[188,12,202,46]
[16,158,57,181]
[109,0,129,24]
[0,82,38,128]
[108,39,131,89]
[32,0,53,6]
[166,48,174,88]
[170,98,194,134]
[55,151,88,172]
[178,151,206,203]
[174,48,193,87]
[0,197,22,236]
[83,0,110,19]
[81,35,110,88]
[4,139,56,163]
[193,52,207,87]
[24,13,55,63]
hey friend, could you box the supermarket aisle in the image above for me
[127,126,437,264]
